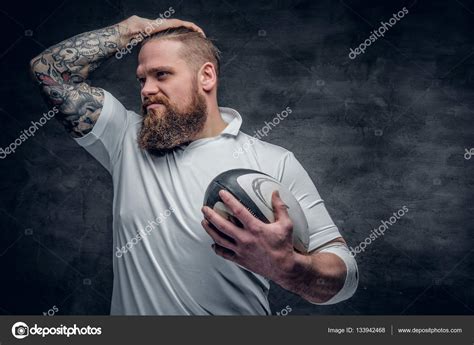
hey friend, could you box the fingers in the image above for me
[271,190,293,230]
[201,205,243,243]
[212,243,236,261]
[201,219,237,251]
[218,190,262,230]
[162,19,206,37]
[182,21,206,37]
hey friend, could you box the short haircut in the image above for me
[140,27,221,77]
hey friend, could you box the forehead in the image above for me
[137,39,187,74]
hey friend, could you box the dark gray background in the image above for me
[0,0,473,315]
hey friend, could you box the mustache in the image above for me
[142,96,169,114]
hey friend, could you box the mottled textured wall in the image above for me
[0,0,473,315]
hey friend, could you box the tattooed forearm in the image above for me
[30,23,130,137]
[31,25,123,84]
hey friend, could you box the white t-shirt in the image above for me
[74,90,341,315]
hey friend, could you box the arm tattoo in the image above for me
[30,25,125,137]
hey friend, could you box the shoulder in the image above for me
[234,131,293,162]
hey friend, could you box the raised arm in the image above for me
[30,21,126,137]
[29,16,205,138]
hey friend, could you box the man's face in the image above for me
[136,39,207,155]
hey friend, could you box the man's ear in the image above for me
[199,62,217,92]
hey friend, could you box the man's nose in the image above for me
[141,79,160,99]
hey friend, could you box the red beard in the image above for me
[138,87,207,156]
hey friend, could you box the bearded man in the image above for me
[30,16,358,315]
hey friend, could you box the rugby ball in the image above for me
[203,169,310,253]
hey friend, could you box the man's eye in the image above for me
[137,78,145,85]
[157,71,169,79]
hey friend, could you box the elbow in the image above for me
[309,248,359,305]
[29,54,48,77]
[322,275,358,305]
[29,57,36,69]
[29,55,39,71]
[309,271,358,305]
[29,56,40,80]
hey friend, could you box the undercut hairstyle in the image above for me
[140,27,221,78]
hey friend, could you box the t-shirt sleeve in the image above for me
[277,151,341,252]
[73,90,134,174]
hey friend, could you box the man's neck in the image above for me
[194,105,228,140]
